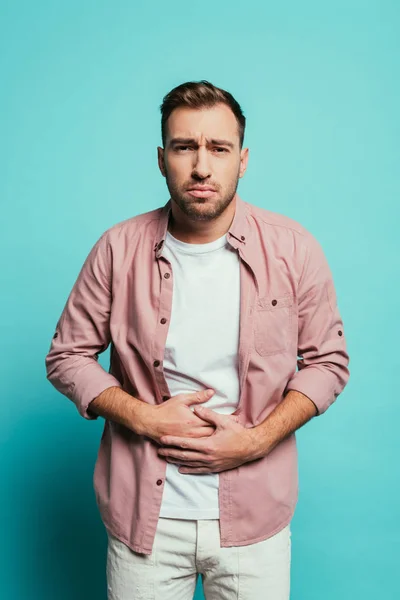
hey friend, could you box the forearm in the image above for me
[89,386,149,435]
[250,390,317,460]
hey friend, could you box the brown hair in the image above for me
[160,80,246,148]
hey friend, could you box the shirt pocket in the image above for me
[254,293,295,356]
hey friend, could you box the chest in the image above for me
[111,246,297,363]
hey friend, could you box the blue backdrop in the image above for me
[1,1,398,598]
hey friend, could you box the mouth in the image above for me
[186,187,217,199]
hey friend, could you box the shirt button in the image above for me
[162,395,170,401]
[272,299,278,306]
[160,318,167,324]
[164,273,170,279]
[156,479,163,486]
[153,360,161,367]
[338,330,343,336]
[241,235,245,241]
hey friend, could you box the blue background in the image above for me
[1,1,399,598]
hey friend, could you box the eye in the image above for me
[176,145,192,152]
[213,147,228,153]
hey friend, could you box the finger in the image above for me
[179,467,214,474]
[158,448,209,462]
[159,435,210,451]
[167,459,207,467]
[192,406,226,427]
[182,389,215,406]
[190,426,216,438]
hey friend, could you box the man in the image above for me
[45,80,350,599]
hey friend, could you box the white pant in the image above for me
[106,518,291,599]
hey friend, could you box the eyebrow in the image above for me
[169,137,235,149]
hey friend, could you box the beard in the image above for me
[164,170,240,222]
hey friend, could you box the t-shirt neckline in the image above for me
[165,230,228,255]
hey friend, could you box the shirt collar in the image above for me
[153,193,249,259]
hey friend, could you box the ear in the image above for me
[239,147,249,179]
[157,146,166,178]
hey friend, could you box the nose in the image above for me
[192,146,211,180]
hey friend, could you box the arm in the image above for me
[45,231,218,439]
[246,389,317,460]
[90,385,217,442]
[245,238,351,455]
[45,231,123,420]
[284,231,350,415]
[88,385,150,431]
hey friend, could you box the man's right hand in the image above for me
[134,389,218,445]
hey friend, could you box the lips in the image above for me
[187,187,217,199]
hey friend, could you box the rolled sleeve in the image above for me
[45,230,122,420]
[285,233,350,415]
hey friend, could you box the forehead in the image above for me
[166,104,239,143]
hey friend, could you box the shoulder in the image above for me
[244,200,327,268]
[106,206,163,237]
[95,206,164,249]
[246,201,310,238]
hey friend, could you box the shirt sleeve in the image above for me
[285,232,350,415]
[45,230,122,420]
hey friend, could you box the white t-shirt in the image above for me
[159,229,241,519]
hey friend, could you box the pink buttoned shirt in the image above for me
[45,194,350,554]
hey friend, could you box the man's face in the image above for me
[157,103,248,221]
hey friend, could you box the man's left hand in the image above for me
[157,406,263,474]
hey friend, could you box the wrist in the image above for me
[247,425,271,461]
[130,401,155,437]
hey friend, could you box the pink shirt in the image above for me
[45,194,350,554]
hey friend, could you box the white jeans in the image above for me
[106,518,291,599]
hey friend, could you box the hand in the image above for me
[136,389,218,445]
[157,405,260,474]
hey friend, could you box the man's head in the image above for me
[157,80,249,222]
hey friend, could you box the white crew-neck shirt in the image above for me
[159,229,241,519]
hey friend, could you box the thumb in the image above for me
[192,406,226,427]
[183,389,215,407]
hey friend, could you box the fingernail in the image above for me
[207,389,214,397]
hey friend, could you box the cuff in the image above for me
[68,364,123,420]
[285,365,340,416]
